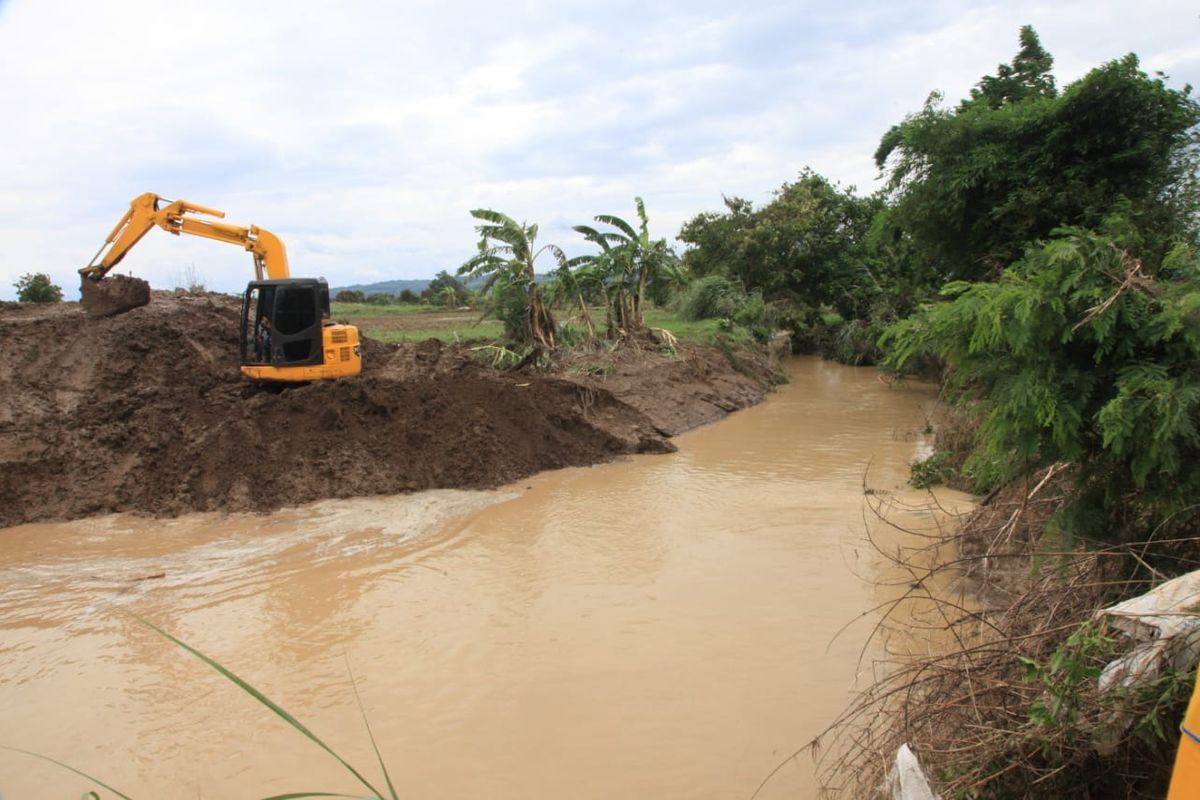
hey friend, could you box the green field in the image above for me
[335,302,729,346]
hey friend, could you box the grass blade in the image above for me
[345,656,399,800]
[0,744,133,800]
[136,617,386,799]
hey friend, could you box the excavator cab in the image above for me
[240,278,361,382]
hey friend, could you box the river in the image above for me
[0,357,971,798]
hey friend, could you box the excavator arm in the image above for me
[81,192,290,282]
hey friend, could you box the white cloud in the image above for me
[0,0,1197,298]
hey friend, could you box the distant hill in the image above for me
[330,279,430,296]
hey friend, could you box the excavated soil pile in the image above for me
[0,293,775,527]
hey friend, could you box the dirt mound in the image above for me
[0,293,775,527]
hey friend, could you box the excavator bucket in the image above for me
[80,275,151,318]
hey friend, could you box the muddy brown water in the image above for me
[0,357,971,799]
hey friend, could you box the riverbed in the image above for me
[0,357,971,798]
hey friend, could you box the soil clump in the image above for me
[79,275,152,317]
[0,292,778,527]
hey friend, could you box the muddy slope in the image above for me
[0,293,775,527]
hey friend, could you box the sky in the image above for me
[1,1,1198,299]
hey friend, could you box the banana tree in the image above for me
[570,226,622,335]
[574,197,684,333]
[458,209,566,353]
[545,257,598,343]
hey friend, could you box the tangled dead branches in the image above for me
[800,468,1197,799]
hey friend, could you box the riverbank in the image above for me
[0,292,781,527]
[816,465,1195,799]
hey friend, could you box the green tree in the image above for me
[334,289,366,303]
[874,30,1200,282]
[458,210,562,351]
[14,273,63,303]
[565,228,620,335]
[679,171,880,318]
[676,196,754,281]
[398,288,418,304]
[422,270,469,306]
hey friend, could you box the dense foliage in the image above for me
[677,275,746,321]
[884,229,1200,544]
[679,170,881,319]
[869,27,1200,549]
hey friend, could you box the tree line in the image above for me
[673,26,1200,550]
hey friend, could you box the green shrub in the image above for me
[14,273,62,303]
[678,275,744,321]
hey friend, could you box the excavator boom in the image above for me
[81,192,290,282]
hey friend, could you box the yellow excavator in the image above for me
[81,192,361,382]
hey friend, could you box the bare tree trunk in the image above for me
[599,283,615,340]
[635,263,649,327]
[578,294,596,343]
[527,283,556,353]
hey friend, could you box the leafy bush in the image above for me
[882,228,1200,545]
[910,450,959,489]
[366,293,394,306]
[731,292,765,328]
[678,275,744,321]
[14,273,62,303]
[335,289,366,303]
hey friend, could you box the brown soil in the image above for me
[79,275,151,317]
[0,292,778,527]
